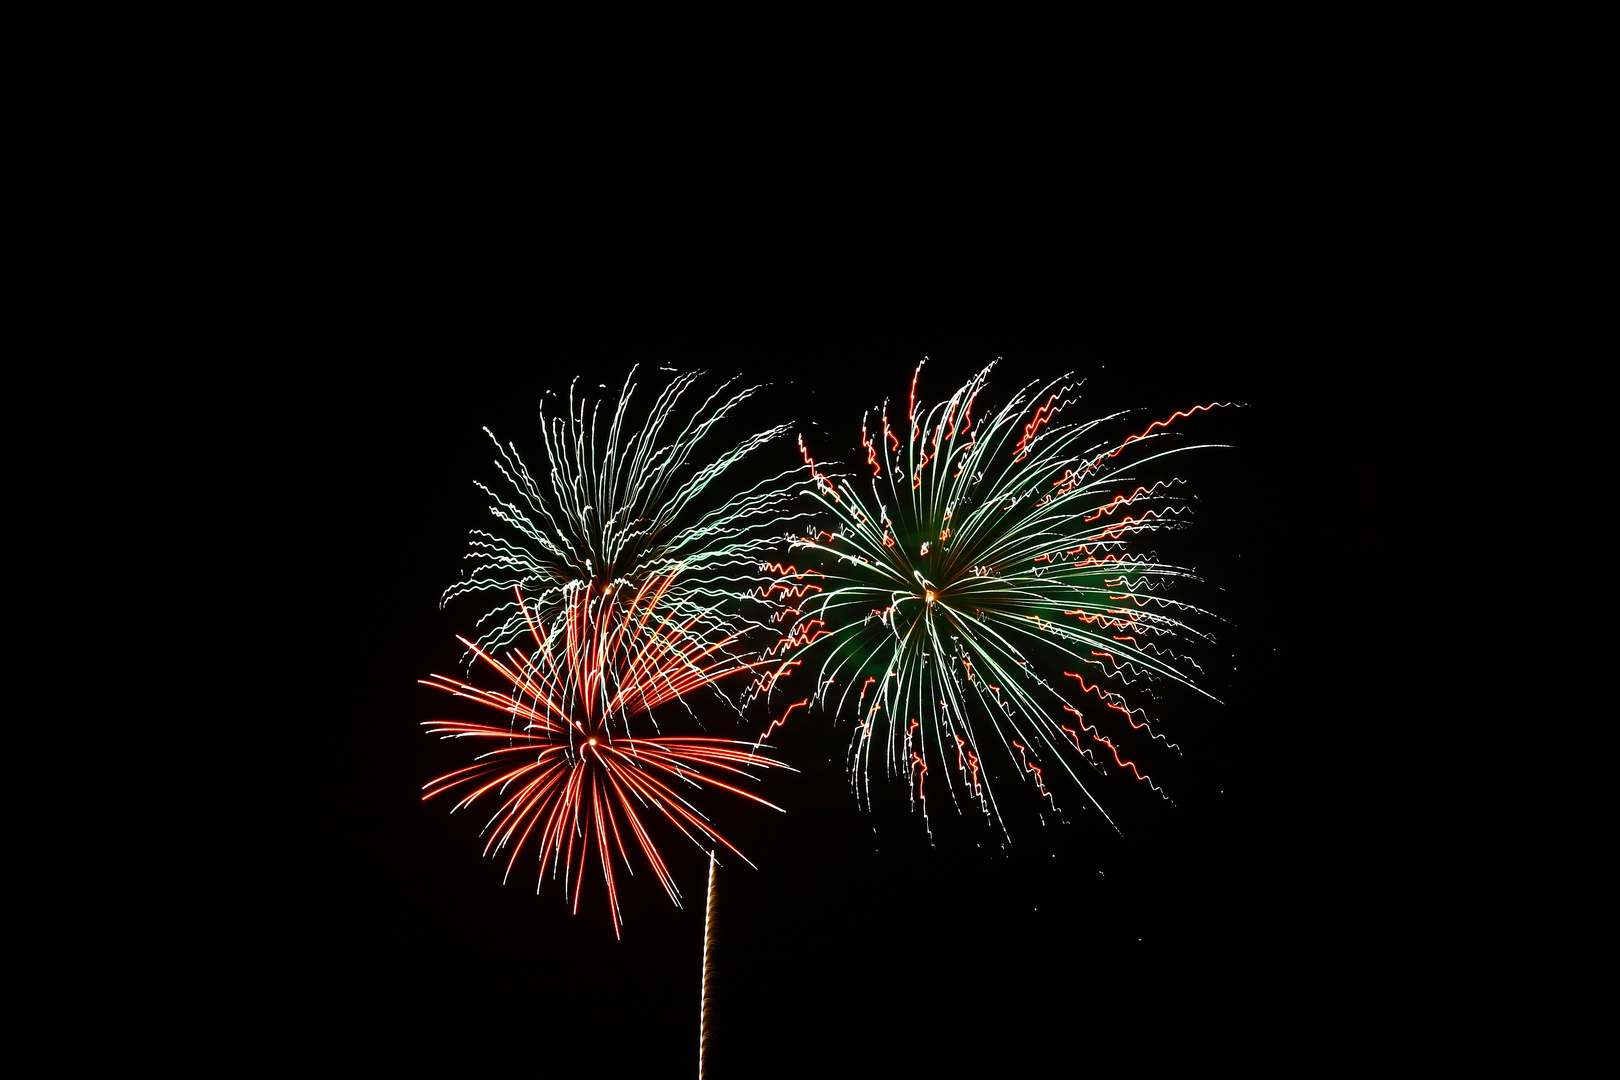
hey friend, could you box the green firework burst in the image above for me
[782,360,1225,835]
[443,367,809,685]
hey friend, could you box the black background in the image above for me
[227,149,1397,1075]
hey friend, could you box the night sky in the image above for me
[234,163,1391,1075]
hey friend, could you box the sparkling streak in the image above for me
[700,850,717,1080]
[755,697,809,747]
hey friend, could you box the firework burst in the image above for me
[777,360,1226,836]
[422,571,791,934]
[441,368,807,670]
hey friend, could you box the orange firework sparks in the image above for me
[421,575,791,936]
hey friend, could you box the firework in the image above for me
[442,367,808,671]
[778,360,1224,835]
[421,572,791,934]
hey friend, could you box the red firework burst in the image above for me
[421,573,789,935]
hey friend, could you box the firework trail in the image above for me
[699,851,716,1080]
[421,572,792,935]
[441,368,809,676]
[775,360,1226,835]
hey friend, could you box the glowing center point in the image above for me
[926,589,937,604]
[588,737,598,746]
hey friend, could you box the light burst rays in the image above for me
[441,367,810,672]
[421,572,792,936]
[776,359,1227,836]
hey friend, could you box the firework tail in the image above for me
[699,849,716,1080]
